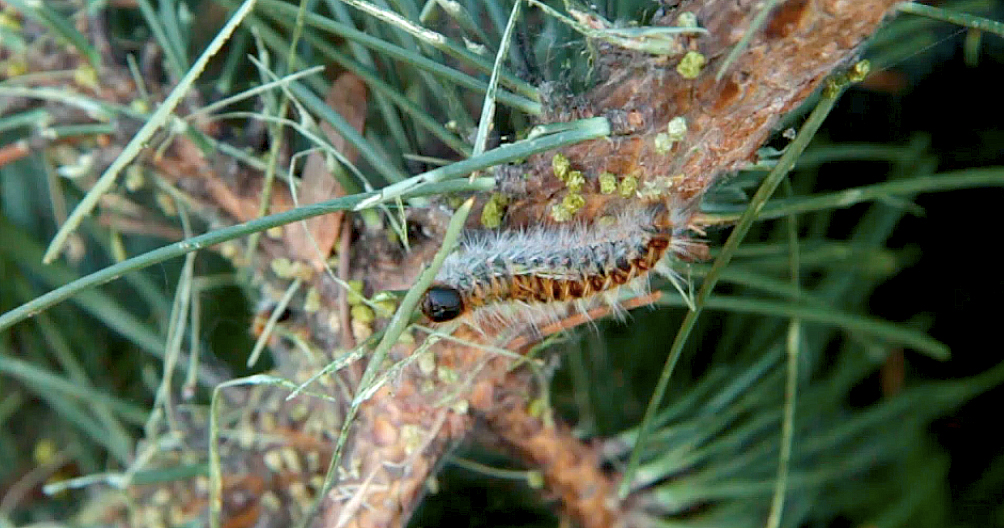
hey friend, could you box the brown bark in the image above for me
[502,0,899,229]
[477,366,632,528]
[313,3,901,527]
[335,2,895,525]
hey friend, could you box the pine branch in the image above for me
[3,1,989,528]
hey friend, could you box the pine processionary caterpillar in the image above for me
[419,202,697,326]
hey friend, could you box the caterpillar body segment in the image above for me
[420,202,698,327]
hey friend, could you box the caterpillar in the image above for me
[419,202,697,327]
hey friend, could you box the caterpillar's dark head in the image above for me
[420,285,465,322]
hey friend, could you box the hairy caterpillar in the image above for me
[419,203,697,327]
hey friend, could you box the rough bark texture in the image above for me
[3,1,901,527]
[312,2,902,527]
[501,0,900,230]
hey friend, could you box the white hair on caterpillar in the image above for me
[419,200,700,335]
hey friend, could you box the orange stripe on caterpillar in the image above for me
[420,203,698,324]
